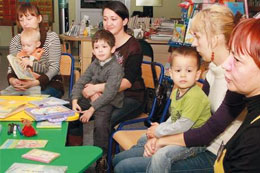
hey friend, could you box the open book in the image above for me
[7,54,35,80]
[0,99,27,119]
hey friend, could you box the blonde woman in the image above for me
[113,5,245,172]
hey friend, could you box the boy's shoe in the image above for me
[95,156,108,173]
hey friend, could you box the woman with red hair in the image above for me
[216,18,260,172]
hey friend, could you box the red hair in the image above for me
[229,18,260,68]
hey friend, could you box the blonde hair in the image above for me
[191,4,234,45]
[21,28,41,43]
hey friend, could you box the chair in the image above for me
[107,61,172,172]
[138,39,154,62]
[60,53,79,98]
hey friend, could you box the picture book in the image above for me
[0,139,48,149]
[25,105,75,121]
[7,54,35,80]
[171,23,186,43]
[36,121,62,128]
[22,149,60,163]
[0,99,27,119]
[29,97,70,107]
[6,163,67,173]
[184,19,194,45]
[225,2,245,15]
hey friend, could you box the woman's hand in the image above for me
[90,92,102,102]
[19,80,39,89]
[146,122,159,139]
[9,78,23,90]
[82,84,99,98]
[143,138,158,157]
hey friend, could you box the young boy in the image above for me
[113,46,211,173]
[70,29,124,159]
[1,28,43,96]
[144,46,211,172]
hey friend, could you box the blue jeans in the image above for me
[170,150,216,173]
[113,135,206,173]
[110,97,144,128]
[41,86,63,98]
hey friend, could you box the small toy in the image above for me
[21,119,37,137]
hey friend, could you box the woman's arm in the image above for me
[184,90,245,147]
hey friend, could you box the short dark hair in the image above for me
[102,1,129,31]
[92,29,115,48]
[171,46,201,70]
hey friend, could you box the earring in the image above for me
[211,52,215,62]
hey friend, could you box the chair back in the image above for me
[60,53,75,98]
[141,61,163,89]
[138,39,154,62]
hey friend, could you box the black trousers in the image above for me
[68,97,113,155]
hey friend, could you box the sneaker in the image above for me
[95,156,108,173]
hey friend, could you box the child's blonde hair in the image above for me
[21,28,41,43]
[191,4,234,45]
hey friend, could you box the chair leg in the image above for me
[107,134,115,173]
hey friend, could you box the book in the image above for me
[171,23,186,43]
[0,99,27,119]
[7,54,35,80]
[6,163,67,173]
[36,121,62,128]
[29,97,70,107]
[225,2,245,15]
[22,149,60,163]
[25,105,75,121]
[184,19,194,45]
[0,139,48,149]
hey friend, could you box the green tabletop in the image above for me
[0,146,102,172]
[0,121,68,148]
[0,122,102,172]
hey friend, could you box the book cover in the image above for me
[29,97,69,107]
[22,149,60,163]
[7,54,35,80]
[0,139,48,149]
[6,163,67,173]
[36,121,62,128]
[184,19,194,45]
[25,105,75,121]
[171,23,186,43]
[0,99,27,119]
[225,2,245,15]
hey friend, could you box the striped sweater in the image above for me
[8,31,62,90]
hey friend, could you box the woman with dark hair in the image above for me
[82,1,145,128]
[68,1,145,172]
[5,3,63,98]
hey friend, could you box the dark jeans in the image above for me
[110,97,144,128]
[68,97,113,155]
[41,86,63,98]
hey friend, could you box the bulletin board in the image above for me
[0,0,54,27]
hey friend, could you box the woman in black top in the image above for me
[215,18,260,172]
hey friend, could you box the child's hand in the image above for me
[146,122,159,139]
[80,107,95,123]
[72,99,81,112]
[19,58,32,69]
